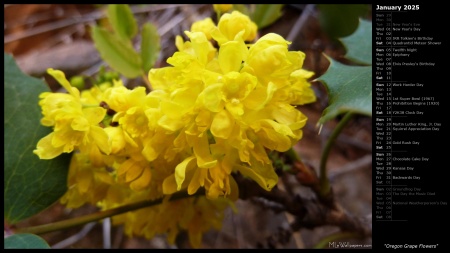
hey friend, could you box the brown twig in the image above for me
[235,172,372,245]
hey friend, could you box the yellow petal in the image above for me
[190,134,217,168]
[171,87,199,109]
[71,116,89,131]
[200,83,223,112]
[142,143,159,162]
[195,109,211,130]
[47,68,79,98]
[206,183,223,199]
[228,175,239,202]
[175,156,196,191]
[249,142,271,164]
[84,107,106,124]
[220,149,238,174]
[173,131,188,150]
[104,127,126,154]
[142,132,170,162]
[188,231,203,249]
[272,104,307,130]
[123,129,138,147]
[258,127,292,152]
[210,110,234,139]
[175,35,185,51]
[209,165,226,189]
[77,169,92,194]
[260,119,294,137]
[191,17,215,40]
[217,11,257,43]
[162,174,178,194]
[210,27,228,46]
[161,100,183,118]
[236,161,278,191]
[51,127,79,154]
[87,144,105,168]
[158,115,184,132]
[33,133,64,159]
[125,163,144,183]
[187,168,203,195]
[117,159,134,177]
[130,167,152,191]
[225,102,244,117]
[96,171,114,184]
[213,4,233,13]
[90,126,111,155]
[244,82,277,110]
[185,31,210,65]
[219,40,246,73]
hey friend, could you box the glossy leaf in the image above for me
[91,25,143,78]
[340,18,372,65]
[4,53,70,224]
[141,22,161,73]
[317,4,370,38]
[4,234,51,249]
[317,57,372,123]
[251,4,284,29]
[107,4,138,40]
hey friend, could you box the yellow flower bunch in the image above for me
[33,69,111,160]
[213,4,233,14]
[149,11,316,199]
[33,9,316,248]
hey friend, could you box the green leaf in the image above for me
[91,25,143,78]
[107,4,138,40]
[317,4,370,38]
[316,19,373,123]
[4,233,51,249]
[340,19,372,65]
[232,4,250,16]
[317,57,372,123]
[251,4,284,29]
[141,23,161,73]
[4,53,71,224]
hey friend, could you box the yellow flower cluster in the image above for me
[213,4,233,14]
[33,10,316,248]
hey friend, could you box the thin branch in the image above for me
[236,174,371,239]
[51,222,96,249]
[102,218,111,249]
[15,189,204,235]
[129,4,186,14]
[4,15,100,44]
[4,4,188,44]
[141,72,153,91]
[329,154,372,181]
[318,126,372,152]
[286,4,315,43]
[158,11,188,37]
[304,118,372,152]
[319,112,355,198]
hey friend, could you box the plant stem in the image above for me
[142,72,152,91]
[286,147,302,163]
[15,189,204,235]
[319,112,355,198]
